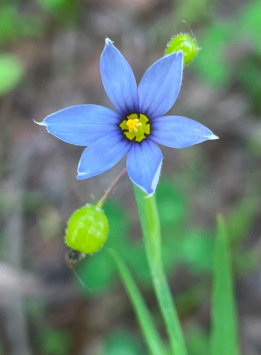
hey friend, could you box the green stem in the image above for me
[133,185,187,355]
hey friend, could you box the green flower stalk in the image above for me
[134,185,187,355]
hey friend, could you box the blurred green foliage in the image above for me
[39,328,71,355]
[102,329,144,355]
[227,196,259,244]
[186,327,209,355]
[174,0,212,25]
[0,3,42,45]
[0,0,79,96]
[0,54,24,95]
[194,22,234,87]
[193,0,261,112]
[36,0,78,24]
[101,326,212,355]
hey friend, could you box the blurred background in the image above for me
[0,0,261,354]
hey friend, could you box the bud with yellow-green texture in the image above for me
[65,204,109,254]
[165,33,199,65]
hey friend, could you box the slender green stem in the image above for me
[109,249,167,355]
[133,185,187,355]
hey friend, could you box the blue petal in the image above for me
[138,51,183,119]
[151,116,219,148]
[126,141,162,194]
[78,132,130,179]
[100,39,139,116]
[41,105,120,146]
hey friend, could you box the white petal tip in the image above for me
[105,38,113,46]
[144,191,154,198]
[134,183,154,196]
[33,119,46,126]
[77,171,88,180]
[209,134,219,140]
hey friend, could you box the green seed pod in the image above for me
[65,204,109,254]
[165,33,199,65]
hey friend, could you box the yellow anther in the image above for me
[126,118,142,132]
[120,113,150,142]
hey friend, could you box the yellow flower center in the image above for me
[120,113,150,142]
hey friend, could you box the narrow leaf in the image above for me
[211,215,239,355]
[109,249,166,355]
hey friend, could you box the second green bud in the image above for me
[165,33,199,65]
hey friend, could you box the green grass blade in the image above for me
[109,249,167,355]
[211,215,239,355]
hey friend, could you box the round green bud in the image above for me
[65,204,109,254]
[165,33,199,65]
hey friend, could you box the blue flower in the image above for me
[40,38,218,194]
